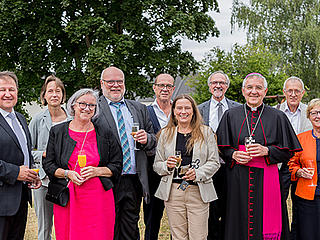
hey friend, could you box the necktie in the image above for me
[8,113,29,166]
[111,102,131,173]
[217,102,223,122]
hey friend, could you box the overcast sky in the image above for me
[181,0,248,61]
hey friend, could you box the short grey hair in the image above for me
[0,71,19,88]
[207,70,230,86]
[283,76,305,90]
[67,88,100,119]
[242,73,268,89]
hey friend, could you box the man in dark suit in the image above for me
[0,71,41,240]
[95,66,156,240]
[198,70,240,240]
[143,73,175,240]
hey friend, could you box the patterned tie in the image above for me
[111,102,131,173]
[217,102,223,122]
[8,112,29,166]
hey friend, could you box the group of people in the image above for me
[0,67,319,240]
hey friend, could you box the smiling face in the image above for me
[0,76,18,112]
[208,73,229,101]
[153,74,175,102]
[283,79,305,110]
[44,81,63,107]
[173,98,194,126]
[73,94,97,122]
[100,67,125,102]
[242,76,268,108]
[309,105,320,130]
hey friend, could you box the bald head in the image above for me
[155,74,175,84]
[101,66,125,81]
[100,66,126,102]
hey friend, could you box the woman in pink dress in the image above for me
[43,88,122,240]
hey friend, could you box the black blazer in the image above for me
[0,112,33,216]
[94,96,157,203]
[43,121,122,191]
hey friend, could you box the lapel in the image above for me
[0,112,22,151]
[43,108,52,133]
[125,99,139,123]
[203,101,210,126]
[99,96,121,145]
[226,98,232,109]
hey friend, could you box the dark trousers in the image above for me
[296,196,320,240]
[280,162,298,240]
[0,186,28,240]
[207,164,226,240]
[143,170,165,240]
[114,174,143,240]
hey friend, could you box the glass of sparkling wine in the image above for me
[174,150,182,179]
[132,122,139,150]
[78,150,87,168]
[30,163,40,188]
[306,160,317,187]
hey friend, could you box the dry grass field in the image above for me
[25,203,171,240]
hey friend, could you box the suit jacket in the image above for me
[153,126,220,203]
[288,130,317,200]
[43,121,123,191]
[278,101,312,134]
[0,111,33,216]
[28,107,72,184]
[198,97,241,126]
[94,96,157,203]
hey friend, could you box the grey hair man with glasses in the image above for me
[277,76,312,240]
[94,66,156,240]
[198,70,240,240]
[143,73,175,240]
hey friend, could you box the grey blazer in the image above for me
[153,126,220,203]
[198,97,241,126]
[93,96,157,203]
[28,107,71,184]
[278,101,312,134]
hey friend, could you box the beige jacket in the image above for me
[153,125,220,203]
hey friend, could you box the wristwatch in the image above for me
[64,170,69,180]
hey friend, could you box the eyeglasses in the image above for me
[285,89,303,95]
[310,110,320,117]
[76,102,97,111]
[154,84,174,90]
[102,79,124,86]
[209,81,227,86]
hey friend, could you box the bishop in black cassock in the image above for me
[216,73,301,240]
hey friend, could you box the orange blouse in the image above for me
[288,130,318,200]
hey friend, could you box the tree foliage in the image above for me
[188,44,288,105]
[0,0,220,114]
[232,0,320,100]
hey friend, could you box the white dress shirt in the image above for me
[283,102,301,134]
[151,100,170,129]
[209,96,228,132]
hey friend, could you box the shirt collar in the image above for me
[0,108,14,118]
[210,96,227,108]
[284,101,301,114]
[106,96,125,106]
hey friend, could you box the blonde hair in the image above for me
[160,94,204,153]
[307,98,320,119]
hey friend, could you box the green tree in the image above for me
[231,0,320,100]
[188,44,288,105]
[0,0,220,114]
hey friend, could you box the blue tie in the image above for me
[8,112,29,167]
[111,102,131,174]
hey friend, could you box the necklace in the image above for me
[244,103,265,142]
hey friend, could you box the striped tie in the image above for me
[111,102,131,173]
[8,112,29,167]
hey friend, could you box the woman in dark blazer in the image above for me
[43,88,122,240]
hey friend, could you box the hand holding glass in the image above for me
[174,151,182,179]
[132,122,139,150]
[305,160,317,187]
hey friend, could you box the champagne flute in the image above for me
[305,159,317,187]
[174,151,182,179]
[78,150,87,168]
[132,122,139,150]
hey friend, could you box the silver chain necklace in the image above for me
[244,103,265,142]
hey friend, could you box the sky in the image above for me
[181,0,248,61]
